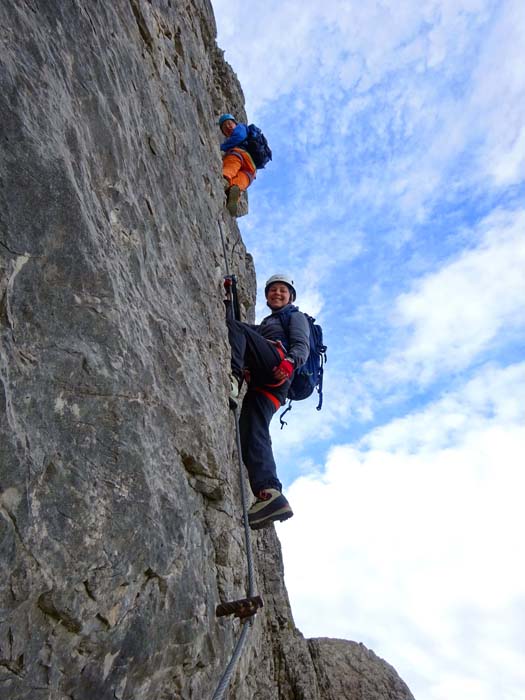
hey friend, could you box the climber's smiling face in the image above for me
[266,283,291,311]
[220,119,236,137]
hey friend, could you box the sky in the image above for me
[210,1,525,698]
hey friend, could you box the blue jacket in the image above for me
[220,123,248,152]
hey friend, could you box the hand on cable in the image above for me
[223,276,232,302]
[272,358,294,382]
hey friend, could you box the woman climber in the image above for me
[224,274,310,529]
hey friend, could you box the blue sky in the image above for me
[211,1,525,698]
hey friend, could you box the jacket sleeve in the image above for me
[286,311,310,368]
[220,123,249,152]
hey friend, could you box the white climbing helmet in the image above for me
[264,274,296,301]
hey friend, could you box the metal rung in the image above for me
[216,595,263,620]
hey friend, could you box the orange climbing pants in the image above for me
[223,148,256,191]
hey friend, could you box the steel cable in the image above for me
[211,219,258,699]
[211,622,251,700]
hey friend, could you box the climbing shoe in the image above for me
[226,185,241,216]
[248,489,293,530]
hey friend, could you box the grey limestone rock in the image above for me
[0,1,415,699]
[309,638,416,700]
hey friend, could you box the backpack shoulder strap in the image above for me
[276,304,298,328]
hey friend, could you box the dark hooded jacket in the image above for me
[252,304,310,368]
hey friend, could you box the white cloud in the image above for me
[469,0,525,187]
[279,361,525,700]
[366,208,525,386]
[212,0,494,114]
[364,361,525,453]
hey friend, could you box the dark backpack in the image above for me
[243,124,272,169]
[279,309,327,427]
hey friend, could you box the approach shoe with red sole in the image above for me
[248,488,293,530]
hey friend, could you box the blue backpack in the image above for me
[279,310,327,427]
[243,124,272,169]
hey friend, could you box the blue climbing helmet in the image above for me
[218,113,236,126]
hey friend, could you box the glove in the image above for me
[223,276,233,301]
[272,358,294,382]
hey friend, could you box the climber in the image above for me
[224,274,310,529]
[218,113,256,216]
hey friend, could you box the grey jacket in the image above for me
[256,305,310,368]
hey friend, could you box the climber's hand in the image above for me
[223,276,233,301]
[272,359,294,382]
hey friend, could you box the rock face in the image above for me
[308,639,415,700]
[0,2,414,699]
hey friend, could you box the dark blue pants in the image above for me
[227,318,290,495]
